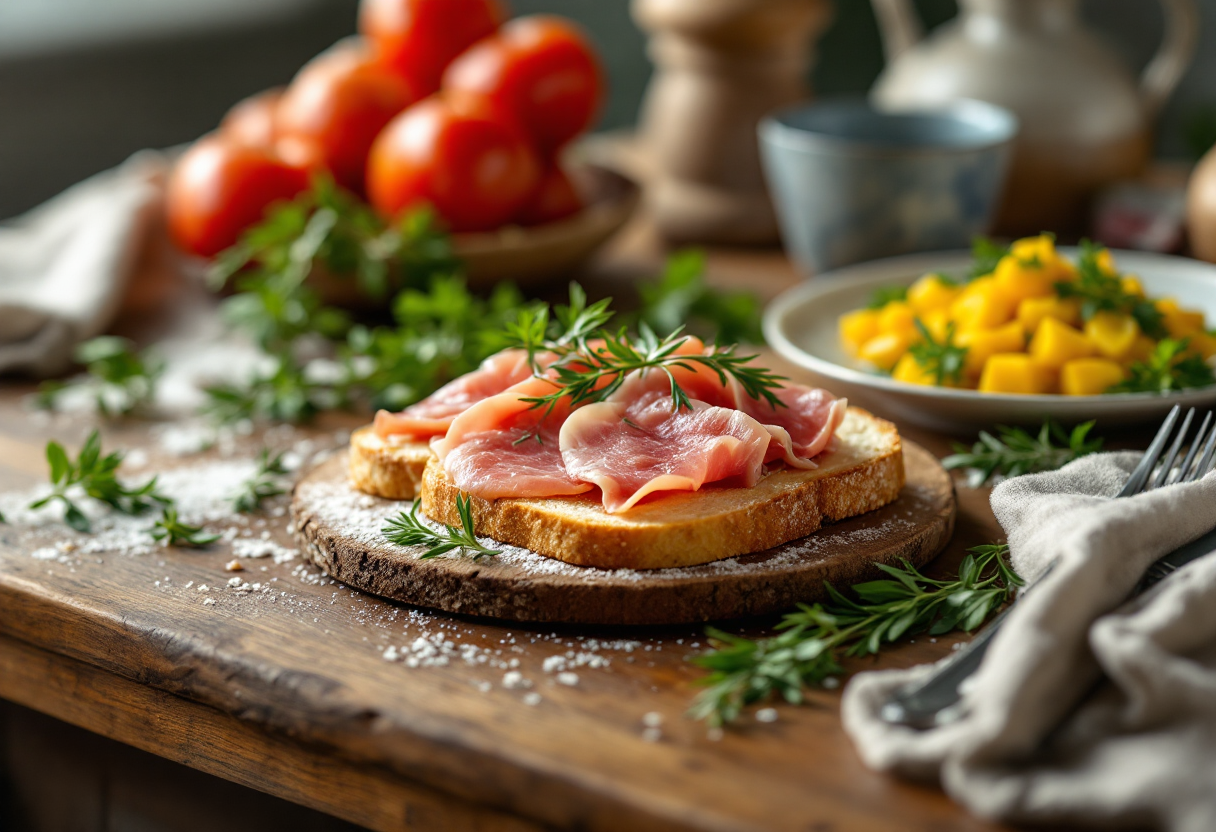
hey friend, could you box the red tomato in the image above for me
[367,95,540,232]
[276,42,415,193]
[516,163,582,225]
[359,0,504,96]
[443,16,603,155]
[220,87,283,148]
[166,136,311,258]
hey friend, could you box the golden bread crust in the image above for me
[348,425,432,500]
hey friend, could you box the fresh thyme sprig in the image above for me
[518,324,786,420]
[687,543,1021,727]
[231,449,290,513]
[1110,338,1216,394]
[36,336,163,417]
[149,507,221,548]
[1054,240,1166,338]
[382,495,500,560]
[27,430,170,532]
[943,420,1104,487]
[908,319,968,386]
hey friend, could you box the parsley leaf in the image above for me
[969,236,1011,280]
[907,319,967,386]
[1054,240,1166,338]
[866,285,908,310]
[149,507,220,548]
[1110,338,1216,394]
[638,249,765,344]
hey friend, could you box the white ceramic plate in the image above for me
[764,248,1216,430]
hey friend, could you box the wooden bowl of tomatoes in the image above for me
[166,0,633,294]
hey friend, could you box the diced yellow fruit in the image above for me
[957,321,1026,376]
[839,309,881,355]
[978,353,1053,394]
[1083,312,1139,360]
[993,253,1056,304]
[1125,334,1156,365]
[907,274,960,314]
[1095,248,1118,276]
[1009,234,1058,265]
[1060,358,1126,396]
[1029,317,1096,369]
[1121,275,1144,297]
[859,331,916,371]
[1155,298,1206,339]
[950,277,1015,330]
[891,353,937,386]
[877,301,917,336]
[1185,332,1216,360]
[1017,295,1081,331]
[921,309,952,343]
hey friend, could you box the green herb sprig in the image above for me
[943,420,1104,487]
[149,507,220,548]
[866,285,908,310]
[232,449,290,513]
[1110,338,1216,394]
[688,543,1021,727]
[382,495,500,560]
[969,236,1011,280]
[908,319,968,386]
[37,337,163,417]
[1054,240,1166,338]
[27,430,169,532]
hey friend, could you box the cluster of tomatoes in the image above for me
[167,0,604,257]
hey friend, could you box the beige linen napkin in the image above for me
[0,151,166,377]
[843,452,1216,832]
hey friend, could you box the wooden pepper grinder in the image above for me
[632,0,833,245]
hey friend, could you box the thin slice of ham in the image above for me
[432,376,592,500]
[732,380,847,462]
[373,349,551,440]
[560,384,775,513]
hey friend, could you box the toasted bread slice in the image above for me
[420,407,904,570]
[348,425,432,500]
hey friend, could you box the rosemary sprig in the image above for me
[27,430,169,532]
[519,324,786,419]
[36,336,163,416]
[908,319,968,386]
[231,449,290,513]
[943,420,1104,487]
[1109,338,1216,394]
[149,507,220,547]
[688,543,1021,727]
[1054,240,1166,338]
[382,495,500,560]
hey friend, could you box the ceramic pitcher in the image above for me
[870,0,1197,236]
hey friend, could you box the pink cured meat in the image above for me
[432,376,592,500]
[373,349,548,440]
[732,380,847,462]
[559,385,775,513]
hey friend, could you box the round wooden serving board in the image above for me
[290,442,956,626]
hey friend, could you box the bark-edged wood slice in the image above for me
[290,441,955,626]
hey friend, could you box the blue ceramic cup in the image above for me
[758,99,1018,275]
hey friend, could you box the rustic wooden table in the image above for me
[0,219,1021,832]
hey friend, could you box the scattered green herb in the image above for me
[943,420,1104,487]
[866,285,908,310]
[908,319,968,386]
[37,337,163,416]
[688,543,1021,727]
[382,495,500,560]
[27,430,169,532]
[1110,338,1216,394]
[231,449,290,513]
[638,249,765,344]
[1054,240,1166,338]
[969,236,1011,280]
[149,507,220,548]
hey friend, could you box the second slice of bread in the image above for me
[349,425,431,500]
[420,407,904,570]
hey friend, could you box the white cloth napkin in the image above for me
[0,151,167,377]
[843,452,1216,832]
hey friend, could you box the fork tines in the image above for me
[1145,407,1216,491]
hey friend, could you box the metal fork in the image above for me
[881,405,1216,729]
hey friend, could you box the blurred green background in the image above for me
[1,0,1214,219]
